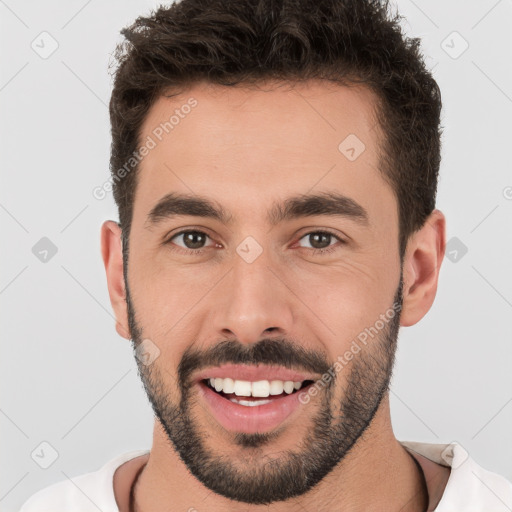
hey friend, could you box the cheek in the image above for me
[129,244,208,312]
[282,255,399,355]
[127,250,229,367]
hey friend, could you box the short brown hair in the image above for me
[109,0,442,260]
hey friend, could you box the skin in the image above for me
[101,80,448,511]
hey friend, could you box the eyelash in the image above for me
[164,229,345,256]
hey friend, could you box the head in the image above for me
[102,0,446,505]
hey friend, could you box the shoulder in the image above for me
[401,440,512,511]
[439,454,512,511]
[19,474,104,512]
[19,450,150,512]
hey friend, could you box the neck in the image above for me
[133,396,428,512]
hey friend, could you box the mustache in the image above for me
[178,338,332,387]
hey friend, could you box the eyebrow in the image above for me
[146,191,369,228]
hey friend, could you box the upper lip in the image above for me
[193,364,319,383]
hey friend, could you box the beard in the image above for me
[125,266,403,505]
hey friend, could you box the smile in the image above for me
[204,377,312,405]
[194,365,317,434]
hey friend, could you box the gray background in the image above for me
[1,0,511,510]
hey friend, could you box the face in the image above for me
[125,80,403,504]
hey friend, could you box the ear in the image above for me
[400,209,446,327]
[101,220,131,340]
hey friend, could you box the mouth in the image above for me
[194,365,317,434]
[203,377,314,405]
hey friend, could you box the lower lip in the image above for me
[197,381,306,434]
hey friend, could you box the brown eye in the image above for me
[168,230,214,251]
[305,232,332,249]
[298,231,339,250]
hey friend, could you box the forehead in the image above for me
[132,80,396,230]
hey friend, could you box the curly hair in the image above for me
[108,0,442,260]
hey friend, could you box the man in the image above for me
[20,0,512,510]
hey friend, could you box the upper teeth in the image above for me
[209,378,302,397]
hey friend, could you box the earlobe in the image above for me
[400,209,446,327]
[115,320,131,339]
[101,220,131,340]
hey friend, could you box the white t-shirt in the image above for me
[19,441,512,511]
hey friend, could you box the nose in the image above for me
[210,252,295,345]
